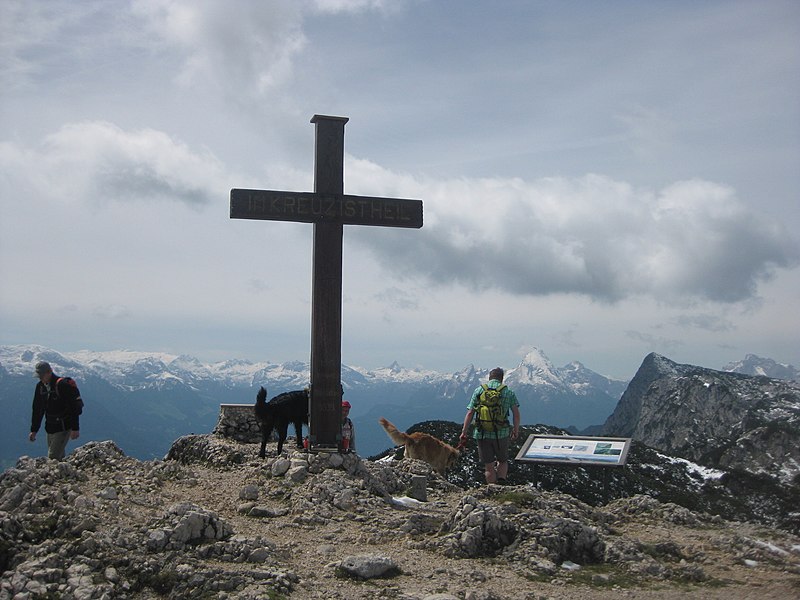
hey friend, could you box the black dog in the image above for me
[254,386,309,457]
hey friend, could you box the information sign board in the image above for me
[515,434,632,467]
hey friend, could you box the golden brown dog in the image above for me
[379,417,460,475]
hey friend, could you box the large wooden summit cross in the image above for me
[230,115,423,451]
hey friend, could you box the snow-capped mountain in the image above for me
[0,344,627,465]
[0,345,623,400]
[723,353,798,381]
[6,346,297,390]
[506,348,628,399]
[505,348,563,388]
[1,346,447,393]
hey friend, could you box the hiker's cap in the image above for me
[35,361,52,375]
[341,400,351,408]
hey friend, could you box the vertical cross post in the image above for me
[230,115,422,454]
[309,115,348,448]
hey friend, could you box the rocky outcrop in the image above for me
[1,434,799,599]
[602,352,684,438]
[0,442,298,599]
[166,433,249,467]
[442,495,518,557]
[603,353,800,483]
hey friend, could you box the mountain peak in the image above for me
[506,348,561,387]
[171,354,203,366]
[521,347,551,366]
[605,352,800,485]
[641,352,681,376]
[723,354,798,381]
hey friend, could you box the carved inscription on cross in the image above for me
[230,115,423,450]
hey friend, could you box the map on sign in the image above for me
[515,434,632,466]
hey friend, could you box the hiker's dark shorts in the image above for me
[477,437,510,464]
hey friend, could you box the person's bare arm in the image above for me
[511,405,521,439]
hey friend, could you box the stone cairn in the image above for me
[213,404,262,443]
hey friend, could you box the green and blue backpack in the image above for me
[475,384,507,432]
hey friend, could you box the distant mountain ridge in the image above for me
[3,346,452,391]
[1,345,625,394]
[603,352,800,484]
[723,353,799,381]
[0,344,625,466]
[8,344,795,474]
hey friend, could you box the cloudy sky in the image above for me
[1,0,798,380]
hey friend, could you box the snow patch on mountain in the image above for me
[655,452,725,482]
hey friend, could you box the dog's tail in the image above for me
[379,417,413,447]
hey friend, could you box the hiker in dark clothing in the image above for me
[29,361,82,460]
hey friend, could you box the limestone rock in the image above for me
[442,495,518,558]
[147,502,233,550]
[239,484,259,500]
[336,554,400,579]
[271,458,291,477]
[286,465,308,483]
[166,433,247,467]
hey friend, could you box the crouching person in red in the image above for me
[29,361,82,460]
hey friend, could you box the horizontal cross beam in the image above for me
[230,189,423,229]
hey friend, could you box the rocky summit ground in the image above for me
[1,436,799,600]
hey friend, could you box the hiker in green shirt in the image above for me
[460,367,521,484]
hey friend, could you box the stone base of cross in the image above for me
[230,115,423,451]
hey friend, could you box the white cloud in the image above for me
[1,121,227,207]
[313,0,401,13]
[3,123,796,312]
[346,160,799,304]
[132,0,307,95]
[129,0,405,101]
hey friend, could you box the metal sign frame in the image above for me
[514,434,632,467]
